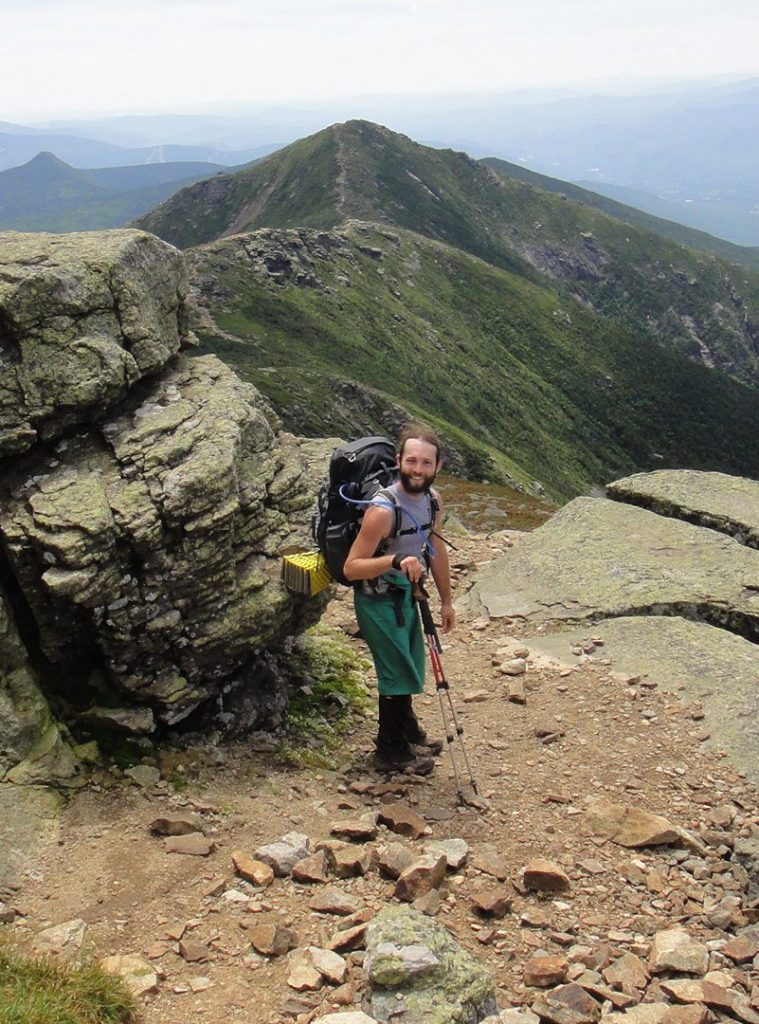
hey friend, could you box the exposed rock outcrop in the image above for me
[0,230,189,457]
[0,230,326,782]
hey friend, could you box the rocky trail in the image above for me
[2,529,758,1024]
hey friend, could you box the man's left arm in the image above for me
[428,489,455,634]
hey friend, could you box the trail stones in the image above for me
[330,816,378,842]
[472,887,513,918]
[179,939,210,963]
[308,888,360,916]
[377,804,428,839]
[585,800,684,848]
[327,922,369,953]
[508,678,527,703]
[524,955,569,987]
[378,841,417,879]
[305,946,348,985]
[473,845,510,880]
[424,838,469,870]
[287,957,323,991]
[522,858,571,893]
[292,850,329,883]
[33,918,87,960]
[99,953,158,996]
[165,832,215,856]
[323,841,376,879]
[248,922,298,957]
[254,832,310,876]
[364,906,497,1024]
[723,934,759,963]
[603,952,650,994]
[501,658,527,676]
[532,982,601,1024]
[395,854,448,901]
[232,850,275,887]
[150,814,202,836]
[649,928,709,975]
[125,765,160,788]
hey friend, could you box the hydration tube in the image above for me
[338,484,437,558]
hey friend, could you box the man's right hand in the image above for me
[398,556,425,583]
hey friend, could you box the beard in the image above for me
[400,469,437,493]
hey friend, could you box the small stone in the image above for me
[524,955,569,987]
[179,940,209,963]
[33,918,87,960]
[165,832,214,856]
[660,1006,710,1024]
[0,902,16,924]
[471,887,512,918]
[377,804,428,839]
[254,832,310,876]
[99,953,158,996]
[323,841,376,879]
[501,658,527,676]
[149,814,202,836]
[378,842,417,879]
[306,946,348,984]
[292,850,329,883]
[539,982,601,1022]
[308,888,360,916]
[331,981,356,1005]
[188,976,212,993]
[472,846,509,880]
[508,679,527,703]
[603,952,650,994]
[649,928,709,975]
[145,941,171,959]
[723,934,759,963]
[330,816,378,842]
[603,1005,670,1024]
[464,690,490,703]
[287,958,323,991]
[327,923,368,953]
[125,765,160,788]
[249,922,297,957]
[232,850,274,887]
[424,838,469,871]
[412,889,441,916]
[522,857,571,892]
[395,854,448,901]
[365,940,440,985]
[221,888,250,903]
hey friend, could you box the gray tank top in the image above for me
[372,481,436,573]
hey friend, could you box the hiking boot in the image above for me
[398,695,444,757]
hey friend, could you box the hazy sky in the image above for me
[4,0,759,120]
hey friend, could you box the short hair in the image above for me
[396,421,442,461]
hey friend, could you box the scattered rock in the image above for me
[603,952,650,994]
[365,940,441,985]
[165,833,215,857]
[179,939,209,963]
[472,887,513,918]
[723,934,759,964]
[327,923,369,953]
[394,854,448,902]
[248,922,298,957]
[649,928,709,975]
[472,846,510,880]
[99,953,158,997]
[413,889,442,916]
[232,850,275,887]
[149,814,202,836]
[508,679,527,703]
[378,841,417,879]
[522,857,571,892]
[330,816,378,842]
[377,804,428,839]
[424,838,469,870]
[323,841,376,879]
[305,946,348,985]
[292,850,329,884]
[254,832,310,876]
[532,981,601,1023]
[585,799,703,851]
[524,955,569,987]
[125,765,160,788]
[501,658,527,676]
[33,918,87,960]
[308,889,360,916]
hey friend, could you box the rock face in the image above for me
[0,230,326,779]
[607,470,759,548]
[0,230,188,457]
[364,906,497,1023]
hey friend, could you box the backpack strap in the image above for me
[397,490,438,536]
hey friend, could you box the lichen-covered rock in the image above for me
[607,470,759,548]
[0,230,189,457]
[0,353,325,727]
[364,906,497,1023]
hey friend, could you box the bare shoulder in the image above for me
[360,502,394,537]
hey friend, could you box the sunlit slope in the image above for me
[138,120,759,386]
[189,223,759,502]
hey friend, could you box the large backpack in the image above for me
[312,436,437,587]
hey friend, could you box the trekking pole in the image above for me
[412,582,479,804]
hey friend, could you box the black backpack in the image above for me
[313,436,437,586]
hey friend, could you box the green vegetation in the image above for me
[192,222,759,501]
[277,624,371,769]
[0,935,137,1024]
[140,119,759,386]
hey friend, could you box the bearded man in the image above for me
[344,422,454,772]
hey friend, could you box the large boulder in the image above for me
[0,230,326,738]
[364,906,497,1023]
[607,470,759,548]
[0,230,189,456]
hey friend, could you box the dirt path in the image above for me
[7,530,758,1023]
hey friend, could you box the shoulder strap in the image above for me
[374,486,402,538]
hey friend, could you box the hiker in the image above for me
[343,422,454,772]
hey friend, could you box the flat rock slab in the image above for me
[0,784,62,886]
[607,470,759,548]
[467,497,759,639]
[525,616,759,781]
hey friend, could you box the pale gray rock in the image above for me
[33,918,88,960]
[607,469,759,548]
[424,838,469,870]
[255,832,311,876]
[0,229,189,457]
[365,941,441,985]
[649,928,709,975]
[364,906,497,1023]
[125,764,160,788]
[78,705,156,736]
[99,953,159,996]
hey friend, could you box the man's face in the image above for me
[398,438,440,493]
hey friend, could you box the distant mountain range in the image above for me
[130,118,759,500]
[0,152,238,232]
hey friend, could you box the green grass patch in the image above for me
[0,934,138,1024]
[277,624,371,769]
